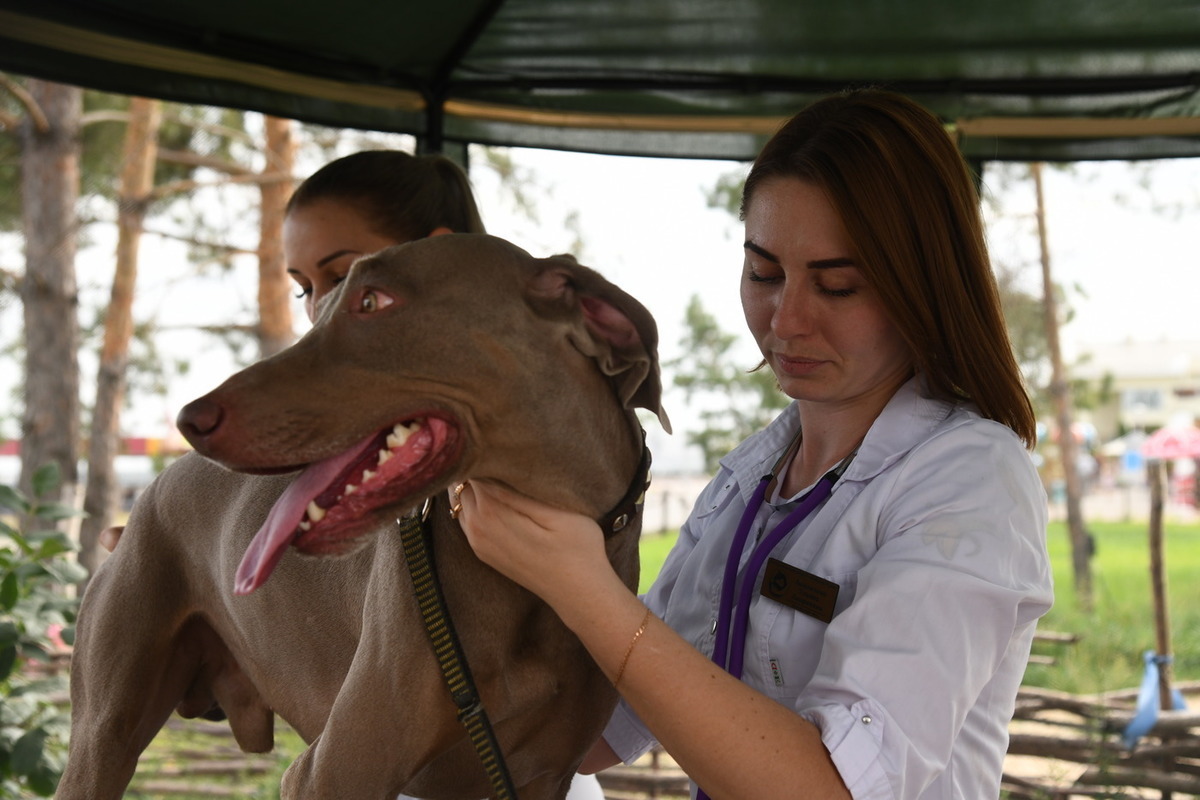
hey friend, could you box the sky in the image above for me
[2,147,1198,474]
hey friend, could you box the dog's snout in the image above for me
[177,396,225,445]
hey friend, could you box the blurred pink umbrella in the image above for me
[1140,425,1200,460]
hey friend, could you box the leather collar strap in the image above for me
[597,439,653,538]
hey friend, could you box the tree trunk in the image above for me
[1148,461,1174,706]
[78,96,162,585]
[18,79,82,521]
[257,116,296,358]
[1032,162,1092,609]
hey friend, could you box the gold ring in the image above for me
[449,502,463,520]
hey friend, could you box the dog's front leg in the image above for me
[58,552,196,799]
[277,540,471,800]
[279,645,467,799]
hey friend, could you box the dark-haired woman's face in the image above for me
[284,198,401,322]
[741,177,912,409]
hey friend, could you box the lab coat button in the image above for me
[861,715,872,725]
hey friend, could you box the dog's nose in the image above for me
[176,396,225,445]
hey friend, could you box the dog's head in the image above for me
[176,234,668,593]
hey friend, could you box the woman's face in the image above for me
[741,177,913,411]
[284,198,401,322]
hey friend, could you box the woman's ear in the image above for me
[427,226,454,238]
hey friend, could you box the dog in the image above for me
[59,234,671,800]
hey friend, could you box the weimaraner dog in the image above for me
[59,234,670,800]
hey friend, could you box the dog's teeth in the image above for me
[345,484,358,495]
[362,469,376,482]
[306,501,326,522]
[386,422,417,449]
[377,449,393,465]
[298,520,311,531]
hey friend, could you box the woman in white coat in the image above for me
[458,89,1054,800]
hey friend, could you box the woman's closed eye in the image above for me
[292,274,347,300]
[818,284,856,298]
[746,269,780,283]
[745,260,783,283]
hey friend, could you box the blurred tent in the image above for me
[1,0,1199,163]
[1100,430,1148,459]
[1141,425,1200,461]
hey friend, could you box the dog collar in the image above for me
[597,433,652,538]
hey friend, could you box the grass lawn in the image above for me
[638,519,1200,695]
[1027,519,1200,694]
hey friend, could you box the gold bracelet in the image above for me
[614,606,653,688]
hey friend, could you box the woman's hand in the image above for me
[454,481,613,608]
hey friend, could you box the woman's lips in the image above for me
[773,354,828,376]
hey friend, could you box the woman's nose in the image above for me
[772,283,815,339]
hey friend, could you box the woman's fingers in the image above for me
[453,480,609,601]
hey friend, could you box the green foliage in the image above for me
[0,464,86,797]
[1025,519,1200,695]
[665,295,789,474]
[704,168,747,218]
[0,74,26,232]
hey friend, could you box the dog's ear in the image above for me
[528,254,672,434]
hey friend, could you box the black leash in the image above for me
[398,440,652,800]
[398,502,519,800]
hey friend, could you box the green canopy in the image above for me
[1,0,1199,161]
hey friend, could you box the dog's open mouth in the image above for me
[234,415,456,595]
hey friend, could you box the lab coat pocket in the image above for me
[757,569,858,702]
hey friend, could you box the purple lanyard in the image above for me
[709,468,838,678]
[696,460,846,800]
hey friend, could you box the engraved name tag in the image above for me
[760,558,839,623]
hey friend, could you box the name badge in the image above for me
[760,558,839,623]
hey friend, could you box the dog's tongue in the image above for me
[234,434,376,596]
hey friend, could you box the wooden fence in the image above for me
[119,686,1200,800]
[43,639,1200,799]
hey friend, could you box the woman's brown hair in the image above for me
[742,89,1037,448]
[287,150,486,239]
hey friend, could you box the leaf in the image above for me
[30,465,60,500]
[43,561,88,584]
[0,485,28,515]
[28,764,58,797]
[0,644,17,682]
[0,573,16,611]
[27,504,81,522]
[31,539,69,560]
[10,729,47,778]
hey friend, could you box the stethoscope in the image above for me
[697,444,856,800]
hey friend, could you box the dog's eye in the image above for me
[352,288,395,315]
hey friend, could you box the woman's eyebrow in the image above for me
[316,249,359,268]
[745,240,856,271]
[808,257,857,270]
[743,240,779,263]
